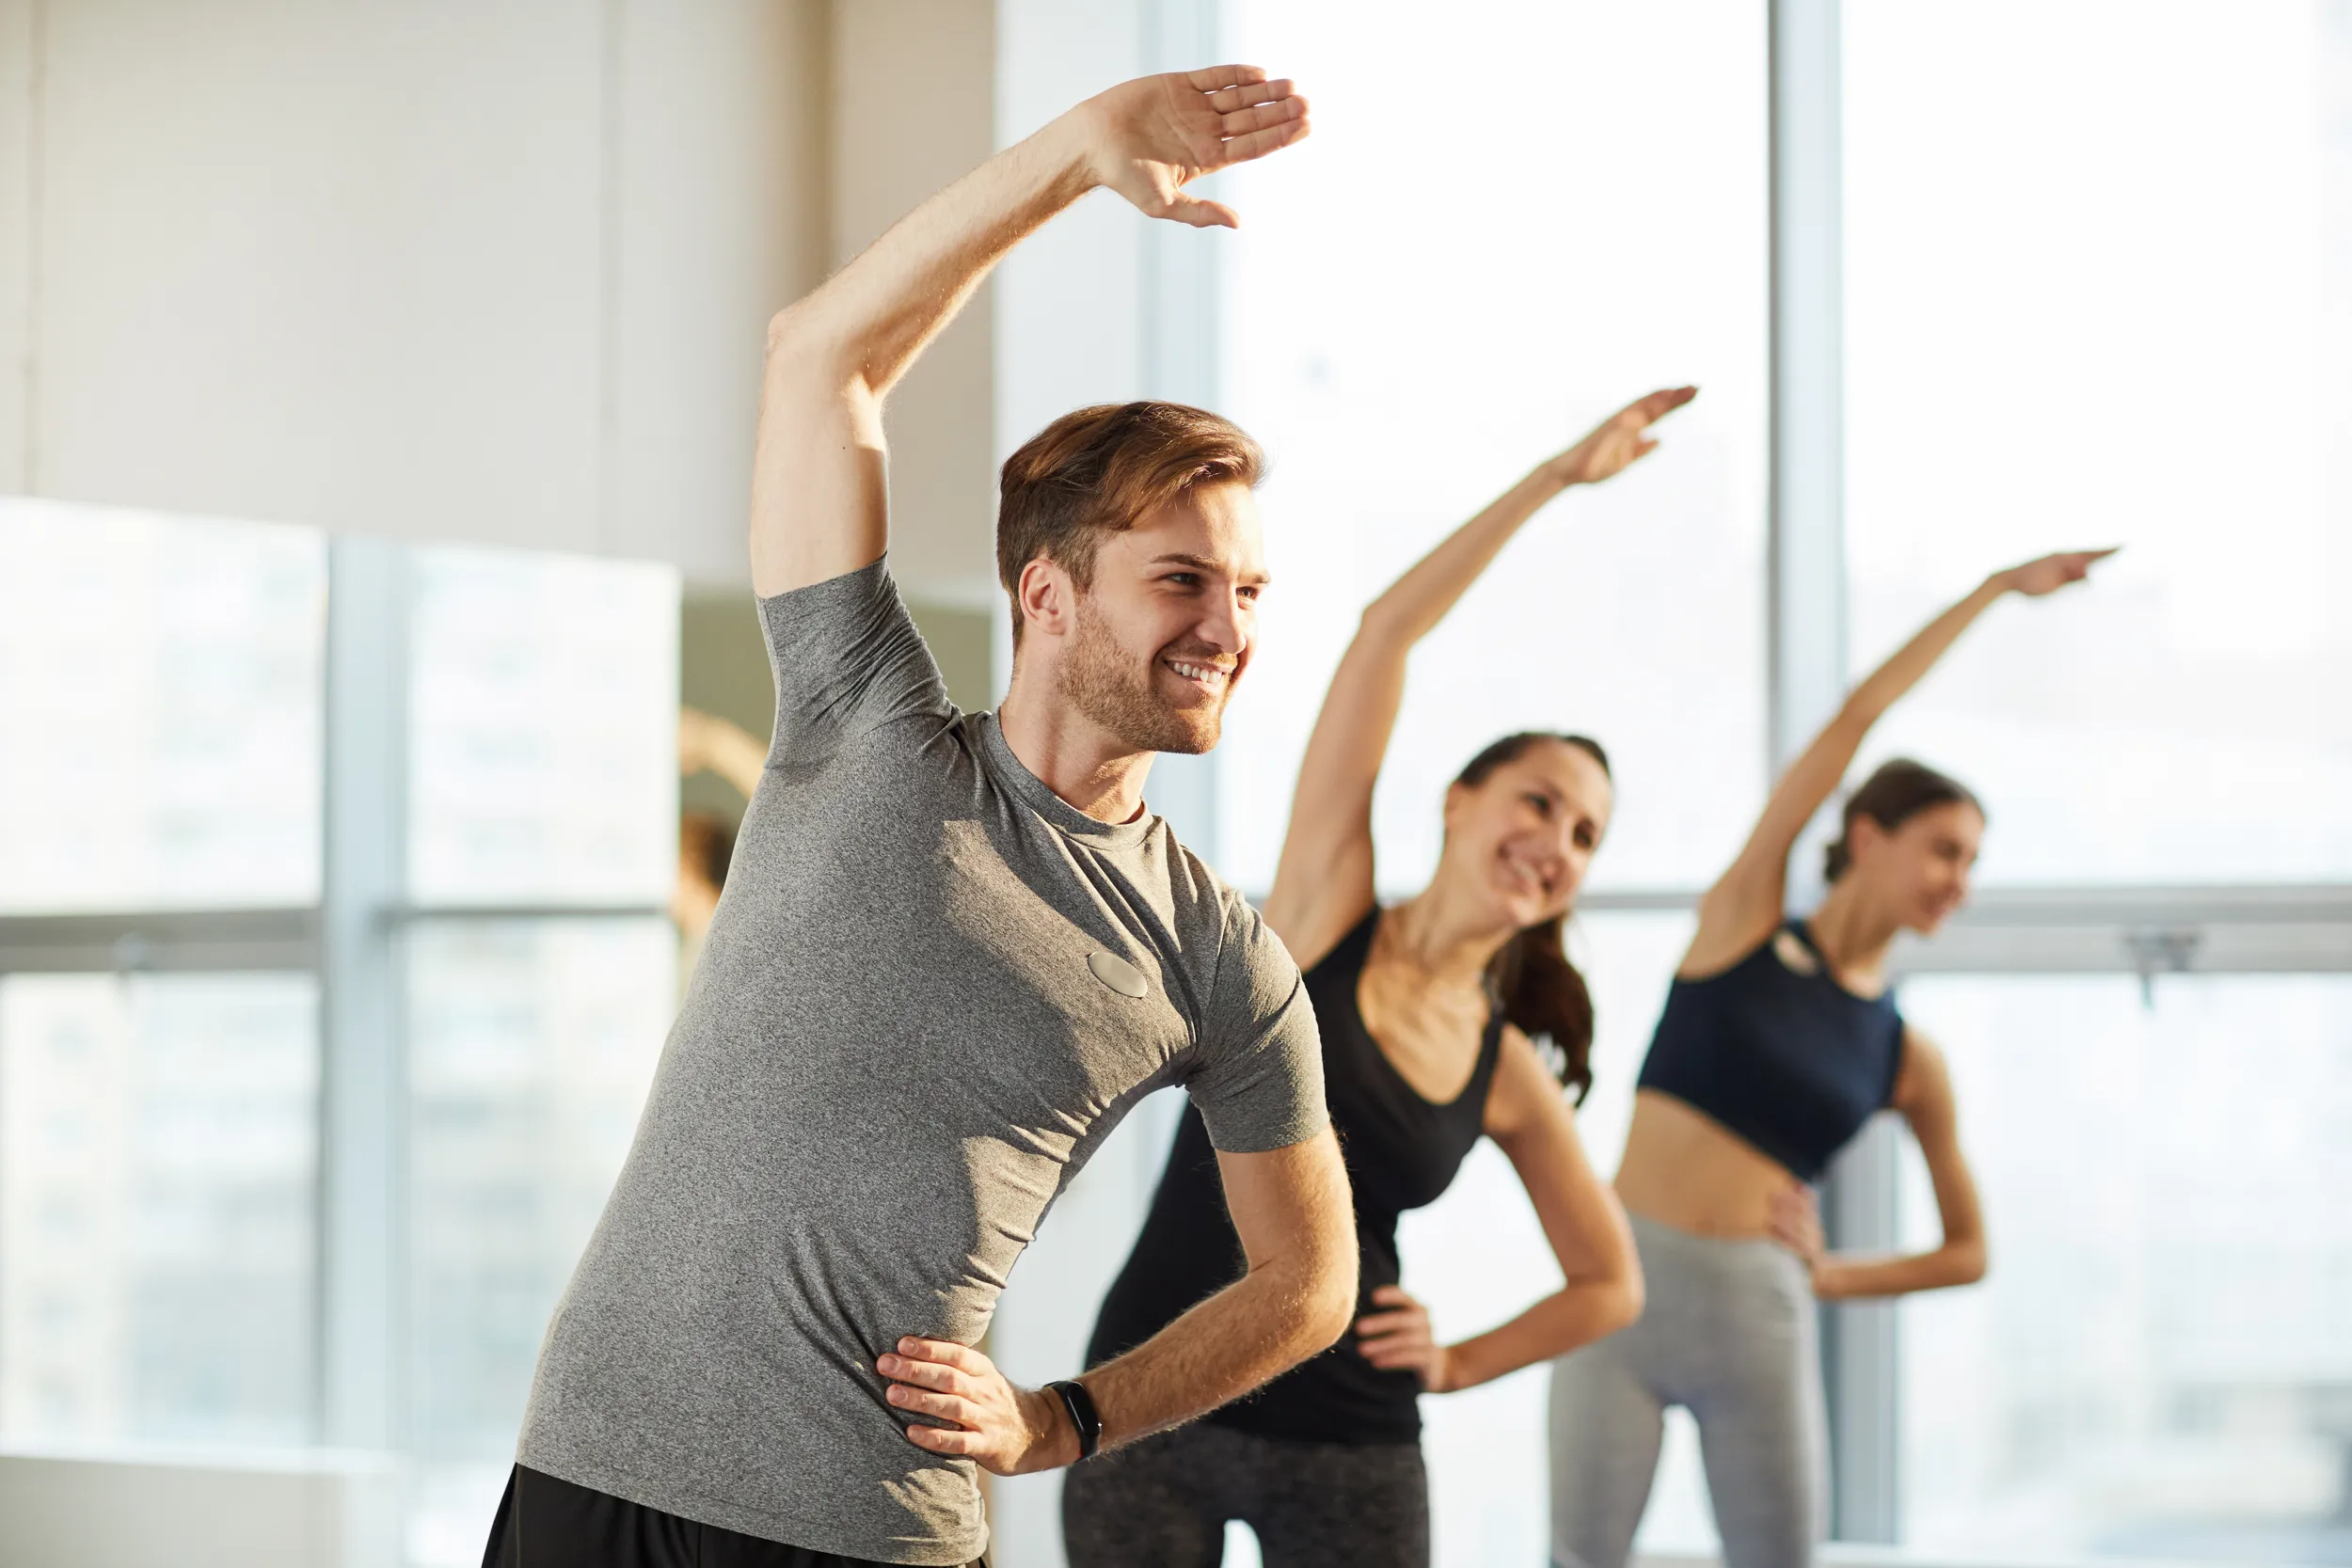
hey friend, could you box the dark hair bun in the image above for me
[1824,758,1981,883]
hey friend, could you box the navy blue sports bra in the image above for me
[1635,919,1905,1182]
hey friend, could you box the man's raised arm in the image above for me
[748,67,1311,597]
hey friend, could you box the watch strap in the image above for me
[1045,1378,1103,1461]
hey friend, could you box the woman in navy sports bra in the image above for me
[1063,388,1693,1568]
[1546,546,2116,1568]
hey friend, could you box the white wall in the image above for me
[0,0,826,584]
[830,0,1001,608]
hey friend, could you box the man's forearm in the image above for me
[767,111,1097,398]
[1081,1257,1354,1451]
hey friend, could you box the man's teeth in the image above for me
[1167,659,1229,686]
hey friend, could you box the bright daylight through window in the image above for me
[0,498,678,1568]
[1216,2,1767,1561]
[1846,3,2352,1560]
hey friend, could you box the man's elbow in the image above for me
[763,303,867,392]
[1949,1237,1989,1288]
[1292,1249,1358,1359]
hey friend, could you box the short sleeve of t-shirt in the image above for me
[1184,894,1329,1154]
[756,557,951,773]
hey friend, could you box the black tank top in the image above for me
[1634,918,1905,1183]
[1085,907,1504,1446]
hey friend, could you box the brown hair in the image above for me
[1824,758,1983,882]
[679,811,736,893]
[996,402,1265,646]
[1454,731,1612,1103]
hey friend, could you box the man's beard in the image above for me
[1057,593,1230,755]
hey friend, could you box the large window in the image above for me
[1205,6,1769,1564]
[1844,0,2352,884]
[0,500,325,911]
[0,971,318,1445]
[0,498,677,1568]
[1217,0,1771,901]
[1841,4,2352,1562]
[1895,974,2352,1563]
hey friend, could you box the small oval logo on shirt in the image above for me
[1772,928,1820,976]
[1087,951,1150,999]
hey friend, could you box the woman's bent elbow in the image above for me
[1608,1270,1646,1335]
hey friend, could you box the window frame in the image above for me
[1765,0,2352,1549]
[0,535,671,1461]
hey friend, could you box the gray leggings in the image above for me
[1548,1214,1827,1568]
[1061,1419,1428,1568]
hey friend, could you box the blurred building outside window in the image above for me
[0,497,678,1568]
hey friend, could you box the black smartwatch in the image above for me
[1045,1378,1103,1461]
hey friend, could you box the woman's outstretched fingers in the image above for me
[1634,385,1700,420]
[1998,546,2122,596]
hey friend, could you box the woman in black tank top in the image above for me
[1065,389,1692,1568]
[1549,546,2117,1568]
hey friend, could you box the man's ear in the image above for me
[1017,557,1077,642]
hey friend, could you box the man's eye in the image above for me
[1164,573,1200,588]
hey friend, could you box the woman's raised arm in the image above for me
[1261,387,1697,965]
[1685,547,2117,975]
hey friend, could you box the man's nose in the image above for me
[1196,593,1247,655]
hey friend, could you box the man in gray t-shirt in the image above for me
[496,66,1353,1568]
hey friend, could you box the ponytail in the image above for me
[1488,912,1596,1104]
[1454,730,1609,1102]
[1824,757,1982,883]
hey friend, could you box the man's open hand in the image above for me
[878,1336,1077,1476]
[1075,66,1311,229]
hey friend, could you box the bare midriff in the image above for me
[1613,1088,1799,1239]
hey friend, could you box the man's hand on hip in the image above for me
[879,1337,1078,1475]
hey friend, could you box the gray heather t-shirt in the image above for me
[517,559,1327,1565]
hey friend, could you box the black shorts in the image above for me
[481,1465,989,1568]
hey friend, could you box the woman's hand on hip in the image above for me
[1767,1182,1830,1291]
[1355,1285,1459,1393]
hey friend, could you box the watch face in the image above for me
[1054,1380,1103,1456]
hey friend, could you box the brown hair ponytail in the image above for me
[1823,758,1983,883]
[1454,732,1609,1103]
[1488,913,1596,1104]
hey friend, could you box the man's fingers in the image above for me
[1186,62,1272,93]
[1216,117,1311,168]
[1165,196,1241,230]
[1216,96,1307,138]
[894,1336,980,1371]
[1206,76,1297,113]
[877,1355,962,1394]
[905,1422,978,1455]
[887,1384,978,1426]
